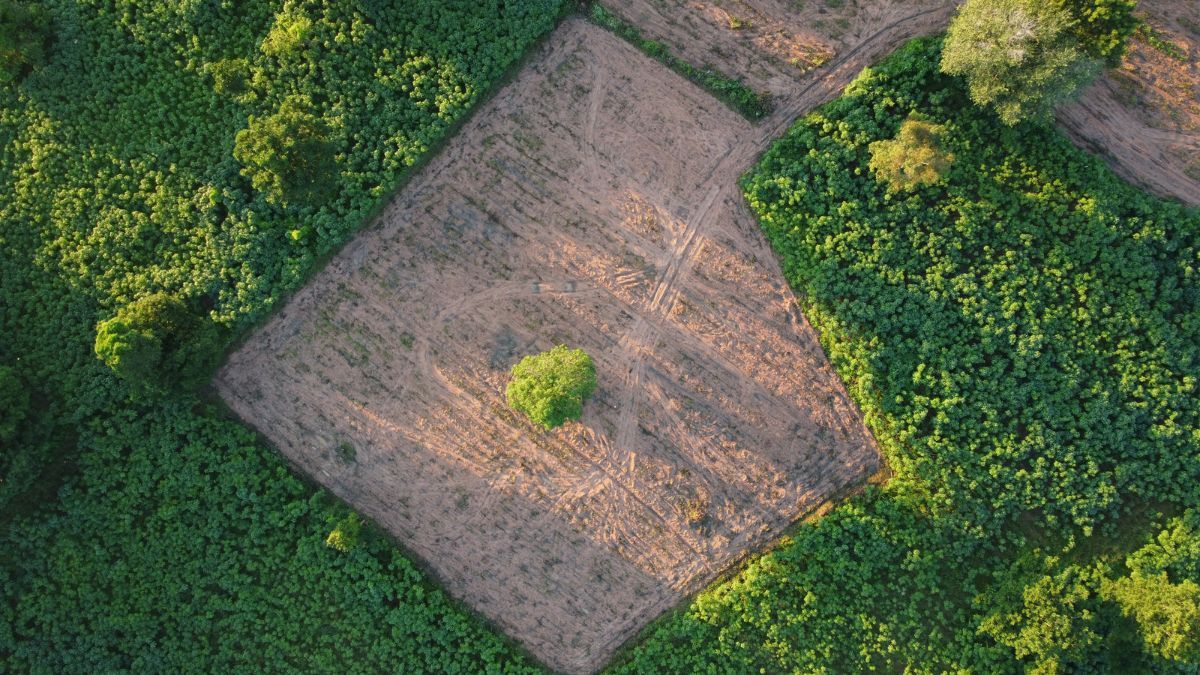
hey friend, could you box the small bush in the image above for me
[506,345,596,429]
[261,5,313,58]
[209,58,252,98]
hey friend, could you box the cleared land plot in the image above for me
[596,0,953,98]
[218,19,878,675]
[1058,0,1200,206]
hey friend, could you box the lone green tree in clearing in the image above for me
[506,345,596,429]
[940,0,1099,125]
[868,115,955,191]
[0,0,50,84]
[233,96,335,206]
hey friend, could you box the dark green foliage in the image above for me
[589,4,771,120]
[0,365,28,441]
[93,293,221,392]
[507,345,596,429]
[1060,0,1139,64]
[0,0,564,670]
[0,0,48,84]
[234,96,335,206]
[748,36,1199,533]
[0,407,538,672]
[617,36,1200,672]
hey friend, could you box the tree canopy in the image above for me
[506,345,597,429]
[233,95,336,206]
[940,0,1099,125]
[867,115,955,191]
[94,293,220,392]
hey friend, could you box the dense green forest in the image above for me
[617,37,1200,672]
[1,0,563,670]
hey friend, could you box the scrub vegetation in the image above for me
[0,0,563,670]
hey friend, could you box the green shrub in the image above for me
[506,345,596,429]
[1103,572,1200,664]
[325,513,362,552]
[260,5,312,58]
[1061,0,1139,64]
[208,58,252,98]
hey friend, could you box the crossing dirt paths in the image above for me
[215,7,982,674]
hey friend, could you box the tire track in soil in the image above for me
[596,4,957,574]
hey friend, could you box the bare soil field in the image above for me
[218,8,962,674]
[596,0,954,98]
[1059,0,1200,205]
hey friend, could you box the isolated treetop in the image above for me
[506,344,597,430]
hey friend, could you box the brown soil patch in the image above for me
[1058,0,1200,205]
[597,0,954,98]
[219,10,968,675]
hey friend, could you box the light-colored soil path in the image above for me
[1058,0,1199,205]
[216,9,964,675]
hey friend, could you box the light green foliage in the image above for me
[867,114,954,191]
[1103,572,1200,664]
[0,0,48,84]
[506,345,596,429]
[325,513,362,552]
[0,365,29,441]
[619,37,1200,672]
[0,0,565,669]
[261,5,312,58]
[234,96,335,206]
[1126,511,1200,581]
[941,0,1099,124]
[977,557,1101,673]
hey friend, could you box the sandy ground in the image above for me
[597,0,954,98]
[1058,0,1200,206]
